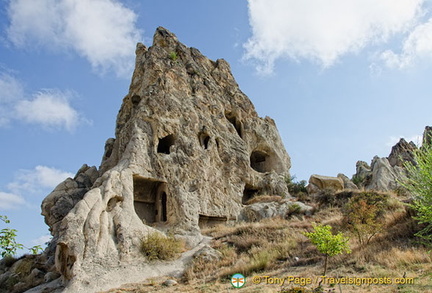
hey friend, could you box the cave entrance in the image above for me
[198,214,228,229]
[242,184,260,204]
[157,134,175,154]
[250,150,271,173]
[133,175,168,224]
[198,132,211,149]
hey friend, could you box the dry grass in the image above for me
[105,191,432,293]
[141,233,184,261]
[244,195,283,205]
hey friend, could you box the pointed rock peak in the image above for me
[388,137,417,167]
[423,126,432,146]
[152,26,180,49]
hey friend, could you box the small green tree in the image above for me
[0,215,43,258]
[303,224,351,275]
[402,143,432,245]
[0,215,24,257]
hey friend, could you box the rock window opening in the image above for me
[133,175,167,224]
[243,185,260,204]
[157,134,175,154]
[199,132,211,149]
[225,112,242,138]
[131,94,141,106]
[250,150,272,173]
[198,214,227,229]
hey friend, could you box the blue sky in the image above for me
[1,0,432,252]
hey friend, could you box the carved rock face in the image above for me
[41,27,291,288]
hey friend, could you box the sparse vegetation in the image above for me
[141,232,184,261]
[105,191,432,293]
[342,191,390,246]
[168,51,178,61]
[286,176,308,199]
[245,195,282,205]
[402,142,432,246]
[0,215,42,258]
[303,224,351,275]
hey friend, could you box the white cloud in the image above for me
[386,134,423,148]
[31,234,52,247]
[8,165,74,195]
[0,73,25,126]
[7,0,142,77]
[0,72,85,131]
[15,89,82,131]
[0,192,26,210]
[381,18,432,69]
[244,0,424,73]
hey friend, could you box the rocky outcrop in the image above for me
[387,138,417,167]
[352,137,419,191]
[39,27,291,291]
[238,200,312,222]
[306,174,344,194]
[423,126,432,146]
[337,173,358,190]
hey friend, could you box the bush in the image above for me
[286,176,307,196]
[141,233,183,261]
[303,224,351,275]
[343,198,383,246]
[402,143,432,245]
[0,215,43,258]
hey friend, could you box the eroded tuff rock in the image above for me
[40,27,291,291]
[352,134,423,192]
[388,138,417,168]
[306,174,344,194]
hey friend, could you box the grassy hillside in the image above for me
[103,190,432,293]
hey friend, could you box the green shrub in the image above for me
[0,215,42,258]
[303,224,351,275]
[141,232,183,261]
[402,142,432,245]
[286,176,307,196]
[168,51,178,61]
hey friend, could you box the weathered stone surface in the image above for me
[306,174,344,194]
[41,164,99,236]
[388,138,417,167]
[337,173,358,190]
[238,200,312,222]
[367,156,406,191]
[423,126,432,146]
[192,244,222,262]
[40,27,291,291]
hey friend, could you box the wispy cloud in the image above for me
[15,89,82,131]
[6,0,143,78]
[386,134,423,148]
[31,234,52,247]
[381,18,432,69]
[0,191,26,210]
[244,0,424,74]
[7,165,74,195]
[0,165,73,210]
[0,72,87,131]
[0,72,25,126]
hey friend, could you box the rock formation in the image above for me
[350,129,432,191]
[38,27,291,291]
[306,174,344,194]
[387,138,417,168]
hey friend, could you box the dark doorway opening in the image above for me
[157,134,175,154]
[133,175,168,224]
[198,214,227,229]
